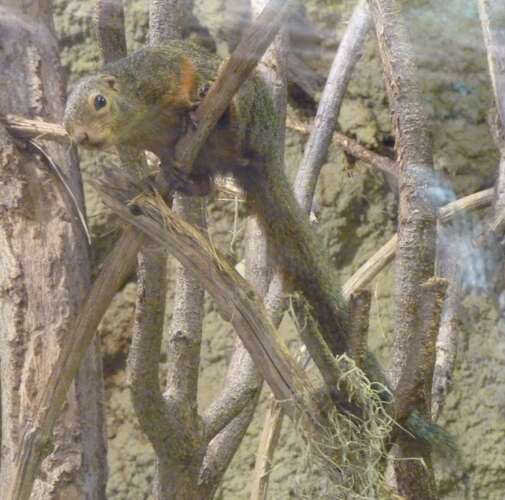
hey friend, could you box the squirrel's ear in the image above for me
[101,75,118,90]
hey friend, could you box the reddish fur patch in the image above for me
[164,57,198,109]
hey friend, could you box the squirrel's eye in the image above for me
[94,95,107,111]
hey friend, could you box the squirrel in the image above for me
[64,40,350,353]
[64,40,454,451]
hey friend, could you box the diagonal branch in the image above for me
[174,0,292,172]
[95,182,325,421]
[293,0,372,211]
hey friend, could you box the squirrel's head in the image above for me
[64,74,128,149]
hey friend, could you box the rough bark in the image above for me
[0,3,105,499]
[370,0,439,498]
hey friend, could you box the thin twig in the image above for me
[250,397,284,500]
[287,116,397,177]
[0,114,68,143]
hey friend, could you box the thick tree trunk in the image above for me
[0,3,106,499]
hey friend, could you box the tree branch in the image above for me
[94,181,327,421]
[174,0,292,172]
[342,192,493,300]
[293,0,372,211]
[371,0,439,496]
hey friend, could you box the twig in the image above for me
[348,290,372,368]
[333,131,397,176]
[287,116,397,177]
[438,188,494,222]
[0,114,68,143]
[174,0,292,172]
[250,397,284,500]
[343,235,397,298]
[293,0,372,211]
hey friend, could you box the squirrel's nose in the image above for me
[73,128,89,145]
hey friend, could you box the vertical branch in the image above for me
[149,0,185,42]
[431,231,462,419]
[164,198,206,422]
[370,0,439,498]
[348,290,372,368]
[128,1,208,498]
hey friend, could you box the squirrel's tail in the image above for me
[231,75,454,453]
[234,156,350,356]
